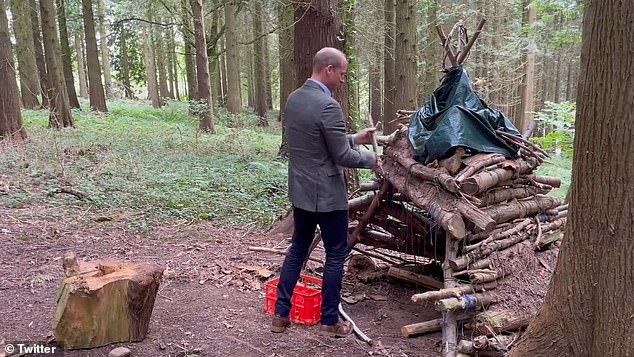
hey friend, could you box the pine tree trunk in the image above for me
[206,8,220,108]
[30,0,48,107]
[293,0,358,191]
[0,0,27,140]
[224,0,242,114]
[277,0,294,157]
[383,0,396,133]
[170,25,180,100]
[253,2,268,123]
[191,0,215,133]
[95,0,112,99]
[10,0,40,109]
[156,27,171,100]
[220,35,228,105]
[181,0,197,100]
[342,0,359,132]
[510,1,634,356]
[421,0,439,99]
[40,0,74,128]
[119,24,134,99]
[75,32,89,98]
[518,0,536,133]
[394,0,417,114]
[56,0,80,108]
[143,21,160,108]
[82,0,107,112]
[247,42,255,109]
[369,45,382,126]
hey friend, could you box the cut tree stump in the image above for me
[53,253,164,349]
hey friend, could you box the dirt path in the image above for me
[0,207,440,356]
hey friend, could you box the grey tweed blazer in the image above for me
[284,80,375,212]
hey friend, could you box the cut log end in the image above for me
[53,257,164,349]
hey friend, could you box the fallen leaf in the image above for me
[223,321,233,329]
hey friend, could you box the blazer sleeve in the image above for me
[319,101,375,169]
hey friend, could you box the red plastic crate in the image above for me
[264,274,322,326]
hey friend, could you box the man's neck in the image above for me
[308,77,332,97]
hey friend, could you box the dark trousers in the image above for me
[274,206,349,325]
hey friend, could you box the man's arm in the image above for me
[320,102,375,169]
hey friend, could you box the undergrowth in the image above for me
[0,99,288,230]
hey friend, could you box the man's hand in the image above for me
[353,127,377,146]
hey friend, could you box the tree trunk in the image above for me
[206,7,220,108]
[56,0,80,108]
[0,0,27,140]
[518,0,536,133]
[82,0,107,112]
[30,0,48,107]
[224,0,241,114]
[510,1,634,356]
[40,0,74,128]
[10,0,40,109]
[394,0,417,115]
[421,0,439,99]
[369,45,382,127]
[253,2,268,123]
[342,0,359,132]
[170,26,180,100]
[143,21,160,108]
[95,0,112,99]
[383,0,396,133]
[75,32,89,98]
[246,33,254,109]
[119,24,134,99]
[191,0,215,133]
[219,34,228,105]
[293,0,358,192]
[156,27,171,100]
[261,7,273,111]
[181,0,196,100]
[277,0,294,157]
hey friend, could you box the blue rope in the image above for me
[463,294,475,311]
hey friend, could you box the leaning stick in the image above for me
[435,25,458,68]
[456,19,486,64]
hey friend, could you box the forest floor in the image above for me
[0,205,441,357]
[0,100,572,357]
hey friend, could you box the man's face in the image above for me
[325,58,348,91]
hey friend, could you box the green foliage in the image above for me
[531,101,575,157]
[111,24,147,85]
[0,100,288,229]
[534,155,572,200]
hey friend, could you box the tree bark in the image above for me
[10,0,40,109]
[383,0,396,133]
[0,0,27,140]
[224,0,241,114]
[95,0,112,99]
[82,0,107,112]
[119,24,134,99]
[518,0,536,133]
[30,0,48,106]
[191,0,215,133]
[169,26,180,100]
[40,0,74,128]
[143,21,160,108]
[180,0,197,100]
[394,0,417,114]
[369,44,382,127]
[277,0,294,157]
[75,32,89,98]
[56,0,80,108]
[156,27,171,100]
[421,0,439,99]
[510,1,634,356]
[253,2,268,123]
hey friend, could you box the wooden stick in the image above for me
[464,218,532,252]
[348,180,389,247]
[387,267,443,290]
[482,195,561,223]
[442,233,459,357]
[477,187,548,207]
[496,129,549,156]
[411,282,497,304]
[248,247,322,263]
[456,19,486,65]
[401,313,475,338]
[456,154,506,182]
[526,175,561,188]
[435,24,458,68]
[436,292,496,312]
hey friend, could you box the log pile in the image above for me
[346,125,565,356]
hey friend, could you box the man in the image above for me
[271,47,378,337]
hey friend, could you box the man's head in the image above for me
[311,47,348,92]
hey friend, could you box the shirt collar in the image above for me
[308,79,332,97]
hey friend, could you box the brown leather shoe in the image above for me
[319,320,353,337]
[271,315,291,333]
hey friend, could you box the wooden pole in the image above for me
[442,233,459,357]
[456,19,486,65]
[435,25,458,68]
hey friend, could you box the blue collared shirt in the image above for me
[308,79,332,97]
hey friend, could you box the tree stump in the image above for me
[53,252,164,349]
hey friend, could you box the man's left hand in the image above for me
[353,127,376,146]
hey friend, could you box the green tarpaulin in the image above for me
[408,67,521,164]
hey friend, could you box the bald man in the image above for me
[271,47,378,337]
